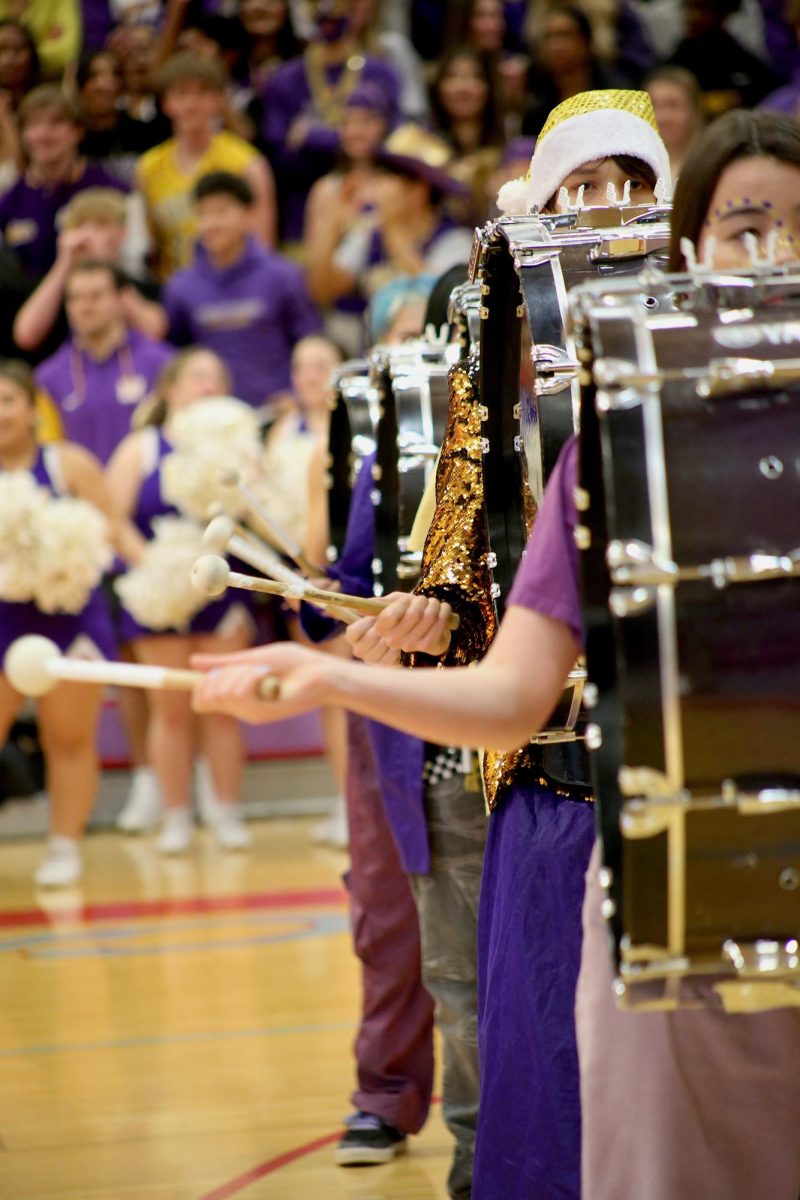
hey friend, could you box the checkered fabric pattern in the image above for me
[422,745,470,787]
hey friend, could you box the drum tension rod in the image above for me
[608,540,800,589]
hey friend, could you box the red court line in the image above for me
[0,888,346,930]
[198,1099,443,1200]
[198,1131,342,1200]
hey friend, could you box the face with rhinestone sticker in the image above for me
[698,156,800,269]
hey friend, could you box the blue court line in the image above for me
[0,1021,355,1059]
[0,908,344,953]
[19,912,350,960]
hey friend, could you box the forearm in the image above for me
[13,261,68,350]
[126,294,168,340]
[323,655,548,751]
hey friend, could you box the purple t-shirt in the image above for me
[0,164,128,279]
[164,238,321,408]
[507,436,583,645]
[35,329,174,464]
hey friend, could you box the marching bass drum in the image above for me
[571,267,800,1012]
[472,204,672,612]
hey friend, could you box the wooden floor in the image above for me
[0,819,451,1200]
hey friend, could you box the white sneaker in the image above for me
[311,799,349,849]
[194,758,223,826]
[117,768,163,833]
[34,836,82,888]
[156,808,194,855]
[209,805,252,851]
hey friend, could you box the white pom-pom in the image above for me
[4,635,60,697]
[0,473,112,612]
[116,516,207,631]
[496,176,529,216]
[33,498,112,614]
[162,396,263,521]
[191,554,230,598]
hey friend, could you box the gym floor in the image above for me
[0,818,451,1199]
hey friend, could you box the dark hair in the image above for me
[154,52,227,96]
[443,0,509,55]
[668,109,800,269]
[531,3,594,58]
[0,19,40,90]
[429,45,505,150]
[65,259,127,291]
[76,49,122,92]
[0,358,36,404]
[238,0,301,64]
[193,170,254,206]
[543,154,657,211]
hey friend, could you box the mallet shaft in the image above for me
[42,658,279,698]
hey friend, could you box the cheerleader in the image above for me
[0,360,117,888]
[193,109,800,1200]
[106,348,254,855]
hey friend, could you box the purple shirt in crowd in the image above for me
[163,237,321,408]
[0,164,127,279]
[507,437,583,645]
[36,329,174,464]
[261,54,401,242]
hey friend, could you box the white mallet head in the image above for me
[191,554,231,598]
[202,514,236,554]
[4,635,61,697]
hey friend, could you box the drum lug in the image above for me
[585,723,602,751]
[609,586,657,617]
[573,485,590,511]
[574,524,591,550]
[618,767,674,798]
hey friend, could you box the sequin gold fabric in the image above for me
[538,89,659,143]
[408,356,498,669]
[407,356,538,810]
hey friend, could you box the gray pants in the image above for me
[577,842,800,1200]
[410,772,486,1200]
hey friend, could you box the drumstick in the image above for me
[191,556,461,629]
[203,516,361,624]
[3,635,280,700]
[218,468,323,576]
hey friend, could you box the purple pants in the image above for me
[473,780,595,1200]
[578,841,800,1199]
[345,713,435,1133]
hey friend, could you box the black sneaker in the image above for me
[334,1111,408,1166]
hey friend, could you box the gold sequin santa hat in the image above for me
[497,89,672,215]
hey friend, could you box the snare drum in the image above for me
[572,268,800,1011]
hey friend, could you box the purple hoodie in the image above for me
[163,236,322,408]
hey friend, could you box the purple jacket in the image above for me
[302,452,429,874]
[35,329,174,464]
[261,54,401,242]
[0,164,127,279]
[164,237,321,408]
